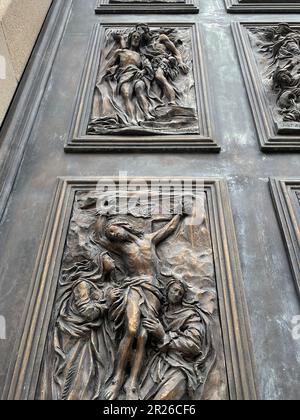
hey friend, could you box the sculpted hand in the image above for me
[178,62,189,75]
[143,319,165,341]
[105,68,115,78]
[182,199,194,217]
[108,288,122,303]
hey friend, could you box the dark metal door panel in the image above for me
[0,0,299,400]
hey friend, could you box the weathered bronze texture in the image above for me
[233,22,300,151]
[225,0,300,13]
[95,0,199,14]
[270,178,300,298]
[88,25,196,136]
[1,0,300,403]
[3,178,257,400]
[67,23,218,152]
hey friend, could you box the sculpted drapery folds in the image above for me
[38,189,229,400]
[101,214,186,400]
[88,25,198,136]
[249,23,300,126]
[39,253,120,400]
[140,278,215,400]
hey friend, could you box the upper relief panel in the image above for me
[67,23,218,152]
[95,0,199,14]
[233,22,300,151]
[225,0,300,13]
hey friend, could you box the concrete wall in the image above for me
[0,0,52,125]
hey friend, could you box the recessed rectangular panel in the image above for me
[233,22,300,151]
[95,0,199,14]
[270,178,300,298]
[226,0,300,13]
[3,178,257,400]
[67,23,218,152]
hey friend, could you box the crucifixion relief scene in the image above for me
[0,0,300,404]
[37,187,228,401]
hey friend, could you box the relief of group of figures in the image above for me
[250,23,300,128]
[88,25,198,136]
[38,191,228,400]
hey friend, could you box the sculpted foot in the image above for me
[145,114,155,122]
[104,380,122,400]
[130,119,138,126]
[126,385,140,400]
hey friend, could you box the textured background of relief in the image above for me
[38,190,229,400]
[0,0,300,400]
[89,26,198,135]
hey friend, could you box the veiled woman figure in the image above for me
[140,278,215,400]
[46,253,120,400]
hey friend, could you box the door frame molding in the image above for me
[0,0,73,223]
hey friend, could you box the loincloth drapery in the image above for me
[110,275,163,332]
[114,64,161,105]
[151,55,180,81]
[115,65,148,94]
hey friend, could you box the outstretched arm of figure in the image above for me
[97,235,122,256]
[103,50,121,78]
[97,52,119,86]
[166,326,203,357]
[144,318,203,357]
[151,214,183,245]
[159,34,189,74]
[73,282,107,322]
[112,32,127,50]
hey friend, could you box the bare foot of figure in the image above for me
[104,379,122,400]
[126,383,140,400]
[144,114,155,122]
[130,119,139,126]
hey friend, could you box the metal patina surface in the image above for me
[0,0,299,400]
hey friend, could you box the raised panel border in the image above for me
[225,0,300,13]
[66,23,219,152]
[95,0,199,14]
[232,22,300,152]
[2,177,257,400]
[270,178,300,298]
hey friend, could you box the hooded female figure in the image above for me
[39,253,120,400]
[140,278,215,400]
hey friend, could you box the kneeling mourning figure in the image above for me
[88,24,198,136]
[38,190,228,400]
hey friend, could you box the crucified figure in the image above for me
[99,214,186,400]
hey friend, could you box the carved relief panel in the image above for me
[95,0,199,14]
[270,179,300,298]
[3,178,257,400]
[226,0,300,13]
[67,24,218,151]
[233,22,300,151]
